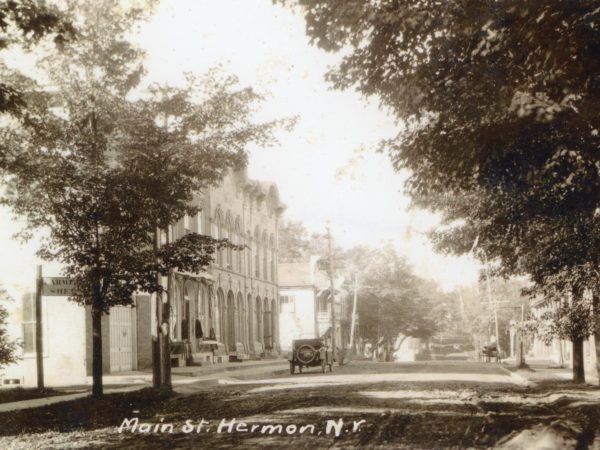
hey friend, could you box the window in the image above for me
[182,285,191,340]
[271,259,275,282]
[255,246,260,278]
[214,213,223,266]
[247,246,252,276]
[236,238,243,274]
[224,228,232,268]
[280,295,295,313]
[318,294,329,313]
[254,229,260,278]
[198,286,209,336]
[22,292,46,356]
[230,234,237,272]
[263,255,267,281]
[211,220,218,239]
[22,293,36,354]
[170,292,178,339]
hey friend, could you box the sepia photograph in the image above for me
[0,0,599,448]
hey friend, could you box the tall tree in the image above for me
[289,0,600,382]
[345,244,450,347]
[2,1,290,397]
[1,0,158,397]
[278,219,329,262]
[120,74,288,390]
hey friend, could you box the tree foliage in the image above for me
[1,0,156,312]
[278,219,329,262]
[290,1,600,363]
[0,286,18,368]
[0,0,74,116]
[0,1,287,394]
[344,244,451,343]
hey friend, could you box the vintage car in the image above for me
[288,338,333,374]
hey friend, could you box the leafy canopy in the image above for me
[1,1,286,313]
[290,0,600,303]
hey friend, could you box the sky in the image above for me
[0,0,480,298]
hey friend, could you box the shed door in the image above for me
[109,306,133,372]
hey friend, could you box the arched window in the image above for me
[270,234,275,281]
[198,285,208,338]
[254,227,260,278]
[262,230,267,280]
[182,282,192,341]
[235,218,242,274]
[170,286,180,340]
[247,233,252,277]
[216,288,225,342]
[247,294,254,346]
[214,209,223,266]
[225,212,232,269]
[255,297,262,345]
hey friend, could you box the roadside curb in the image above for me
[173,359,288,378]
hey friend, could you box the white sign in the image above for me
[42,277,75,297]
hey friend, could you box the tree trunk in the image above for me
[152,228,161,389]
[593,293,600,386]
[163,269,173,389]
[515,331,524,368]
[572,337,585,383]
[91,305,103,398]
[152,334,160,389]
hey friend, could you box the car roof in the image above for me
[293,339,324,345]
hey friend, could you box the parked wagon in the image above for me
[480,343,499,363]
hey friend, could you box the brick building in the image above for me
[166,168,284,364]
[2,168,284,387]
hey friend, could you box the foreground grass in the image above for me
[0,387,64,404]
[0,378,599,449]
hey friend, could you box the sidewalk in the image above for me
[171,357,287,378]
[0,358,288,412]
[506,360,599,386]
[88,357,288,385]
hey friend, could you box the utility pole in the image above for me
[152,228,161,389]
[326,224,336,362]
[161,226,173,390]
[349,272,358,352]
[480,248,501,356]
[519,304,525,367]
[35,266,44,391]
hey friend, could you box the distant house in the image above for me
[527,296,597,369]
[278,257,348,352]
